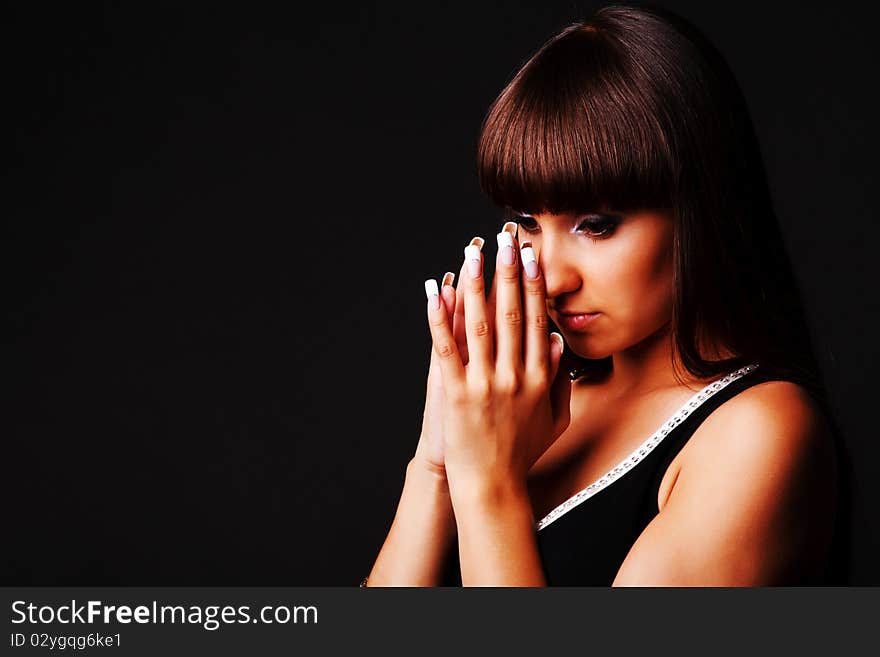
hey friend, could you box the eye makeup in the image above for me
[506,209,621,240]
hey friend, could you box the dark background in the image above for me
[4,1,878,584]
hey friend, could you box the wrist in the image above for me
[404,458,455,516]
[364,456,457,587]
[407,456,449,487]
[448,472,531,518]
[403,457,457,541]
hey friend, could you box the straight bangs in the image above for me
[476,26,678,218]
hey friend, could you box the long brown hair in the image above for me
[475,3,851,583]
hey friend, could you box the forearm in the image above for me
[450,477,547,586]
[364,459,458,586]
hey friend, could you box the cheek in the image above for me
[603,232,673,324]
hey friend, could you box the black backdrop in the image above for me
[5,1,878,584]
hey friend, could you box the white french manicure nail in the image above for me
[464,243,482,278]
[424,279,440,310]
[497,230,515,265]
[521,241,539,279]
[442,271,455,288]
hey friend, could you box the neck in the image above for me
[607,321,698,397]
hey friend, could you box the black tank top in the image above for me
[439,362,843,585]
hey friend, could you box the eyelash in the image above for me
[515,215,619,240]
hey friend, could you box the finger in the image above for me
[424,278,466,388]
[441,271,456,323]
[486,253,498,345]
[549,331,564,381]
[454,248,478,365]
[548,332,572,428]
[486,225,516,341]
[437,271,457,380]
[428,273,455,380]
[423,311,447,427]
[462,237,494,379]
[494,221,523,376]
[520,240,551,380]
[425,339,441,414]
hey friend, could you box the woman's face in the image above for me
[515,208,675,359]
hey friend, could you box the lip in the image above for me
[555,311,601,331]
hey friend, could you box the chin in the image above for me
[562,334,614,360]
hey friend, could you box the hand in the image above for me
[423,223,572,492]
[412,244,481,477]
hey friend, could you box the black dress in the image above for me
[440,362,849,585]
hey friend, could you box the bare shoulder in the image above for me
[670,379,838,580]
[611,378,839,585]
[683,379,836,470]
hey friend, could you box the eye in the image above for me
[576,215,619,239]
[515,214,620,239]
[516,216,541,234]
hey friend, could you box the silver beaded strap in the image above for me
[535,362,760,531]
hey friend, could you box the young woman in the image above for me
[363,4,851,586]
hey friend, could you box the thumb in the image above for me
[548,332,572,429]
[548,332,564,381]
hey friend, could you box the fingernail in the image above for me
[550,332,564,353]
[502,221,518,241]
[469,236,485,250]
[442,271,455,288]
[496,230,515,265]
[521,241,539,279]
[464,243,482,278]
[424,279,440,310]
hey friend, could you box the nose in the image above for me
[534,232,582,304]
